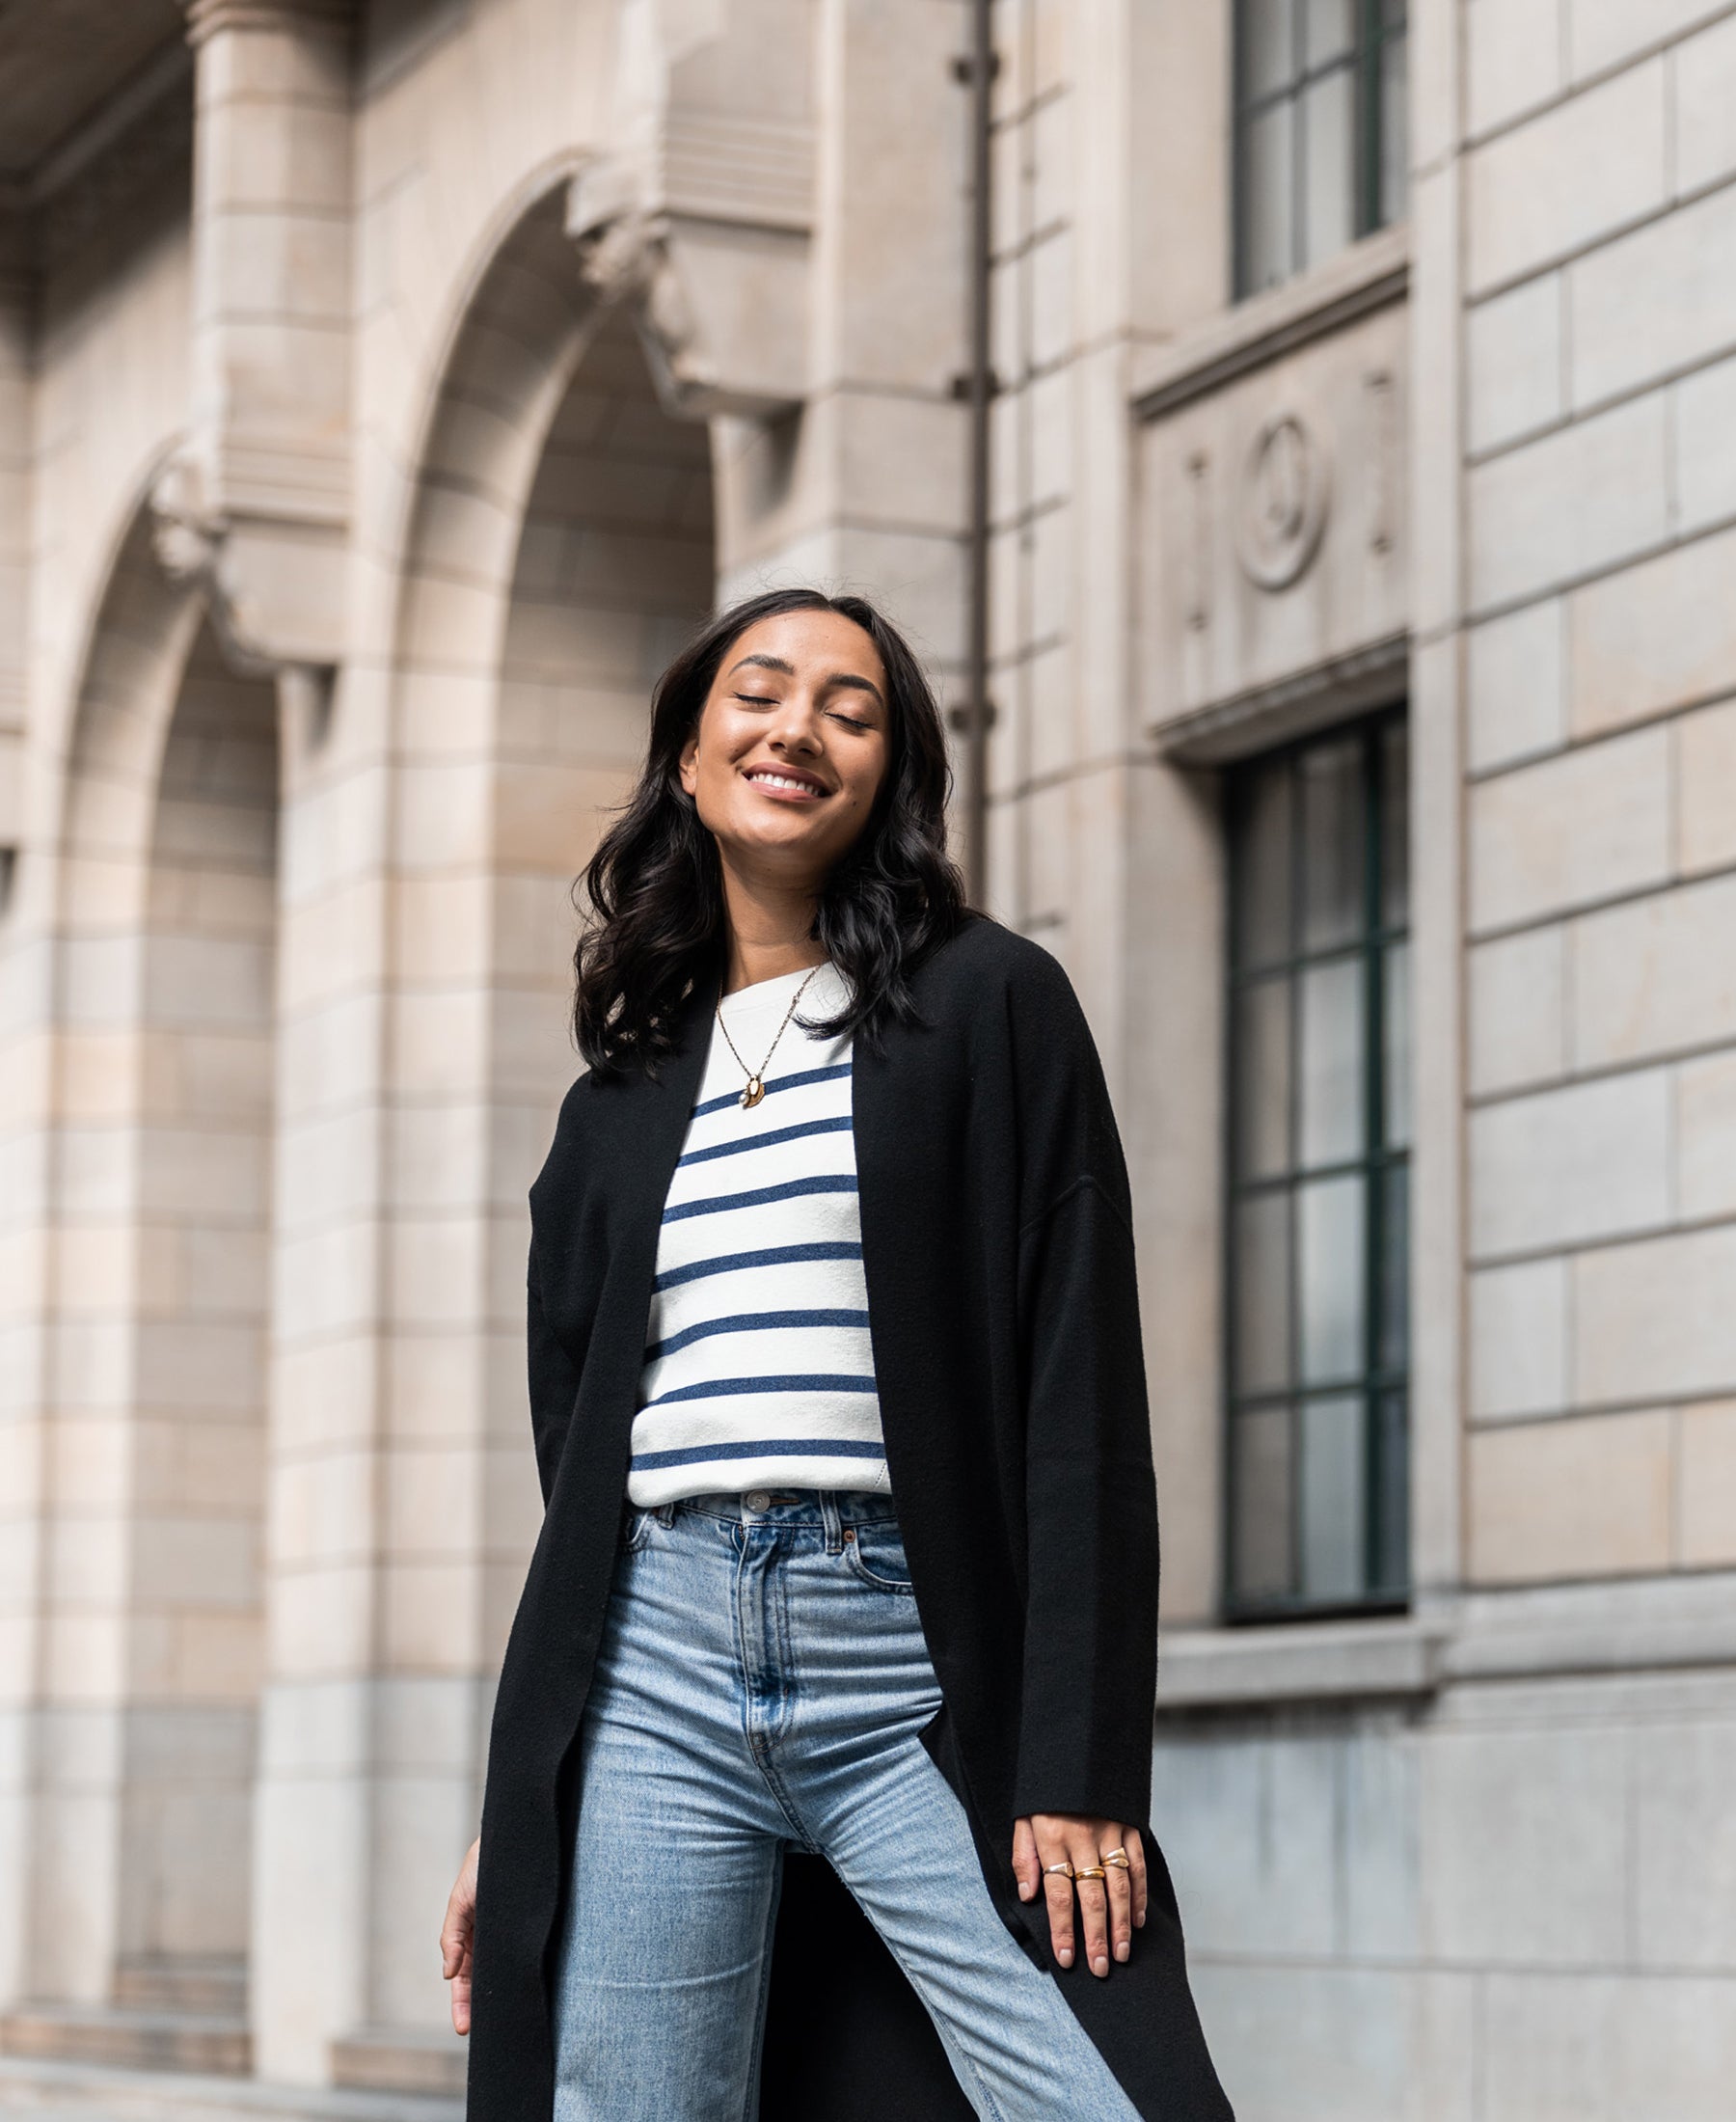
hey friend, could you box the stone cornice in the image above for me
[183,0,354,45]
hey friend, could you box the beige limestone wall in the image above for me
[1459,0,1736,1593]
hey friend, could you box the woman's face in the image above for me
[679,608,892,891]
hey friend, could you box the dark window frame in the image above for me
[1231,0,1410,300]
[1221,703,1411,1623]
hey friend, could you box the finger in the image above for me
[1069,1831,1111,1977]
[440,1888,472,1977]
[1033,1826,1077,1969]
[1100,1824,1133,1961]
[1127,1826,1149,1929]
[450,1965,471,2037]
[1012,1815,1041,1901]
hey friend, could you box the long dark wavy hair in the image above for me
[573,585,969,1076]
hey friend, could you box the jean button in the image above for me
[744,1489,771,1512]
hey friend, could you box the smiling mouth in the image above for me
[744,767,829,798]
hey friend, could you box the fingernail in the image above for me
[1018,1881,1032,1898]
[1093,1955,1108,1975]
[1116,1941,1129,1961]
[1057,1947,1072,1966]
[1135,1911,1146,1926]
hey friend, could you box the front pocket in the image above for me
[620,1504,654,1554]
[842,1518,914,1593]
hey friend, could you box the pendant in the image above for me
[741,1076,765,1109]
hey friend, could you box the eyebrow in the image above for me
[725,651,885,711]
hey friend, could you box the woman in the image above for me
[442,586,1233,2122]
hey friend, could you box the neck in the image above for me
[717,858,827,995]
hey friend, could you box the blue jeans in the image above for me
[550,1488,1142,2122]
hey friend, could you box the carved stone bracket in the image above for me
[566,160,809,422]
[149,452,337,734]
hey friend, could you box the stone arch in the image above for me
[6,501,278,2066]
[246,180,719,2077]
[384,177,717,2025]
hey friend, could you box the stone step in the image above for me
[328,2031,466,2101]
[113,1960,247,2020]
[0,2055,462,2121]
[0,2007,250,2079]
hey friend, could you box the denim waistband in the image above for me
[646,1487,900,1531]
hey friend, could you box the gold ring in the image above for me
[1101,1850,1131,1869]
[1043,1861,1074,1878]
[1072,1864,1108,1881]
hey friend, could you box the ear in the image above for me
[678,724,699,798]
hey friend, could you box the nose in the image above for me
[766,690,824,751]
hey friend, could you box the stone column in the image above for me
[165,0,362,2085]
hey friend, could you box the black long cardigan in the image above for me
[466,913,1234,2122]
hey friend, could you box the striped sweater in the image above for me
[626,961,890,1506]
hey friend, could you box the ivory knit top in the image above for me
[626,961,891,1506]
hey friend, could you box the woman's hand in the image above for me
[440,1836,480,2035]
[1013,1814,1147,1976]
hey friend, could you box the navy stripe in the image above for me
[691,1062,853,1121]
[678,1114,853,1169]
[654,1240,863,1293]
[647,1308,871,1360]
[632,1437,887,1471]
[663,1173,857,1225]
[641,1373,880,1409]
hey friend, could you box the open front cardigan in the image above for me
[466,912,1234,2122]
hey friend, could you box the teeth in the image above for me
[748,771,821,793]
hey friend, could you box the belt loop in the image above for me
[655,1499,677,1527]
[821,1490,843,1555]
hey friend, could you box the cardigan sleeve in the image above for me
[1005,950,1160,1829]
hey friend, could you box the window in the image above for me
[1224,710,1410,1618]
[1234,0,1410,298]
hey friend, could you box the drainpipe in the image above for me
[957,0,995,909]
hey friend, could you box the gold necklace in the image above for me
[715,963,824,1110]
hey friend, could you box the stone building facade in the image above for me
[0,1,1733,2116]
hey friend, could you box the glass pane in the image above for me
[1299,1392,1365,1602]
[1236,976,1293,1180]
[1299,737,1364,952]
[1234,1190,1292,1396]
[1299,956,1366,1167]
[1380,29,1410,225]
[1381,718,1409,927]
[1243,0,1296,100]
[1306,0,1355,65]
[1243,99,1295,294]
[1379,1158,1409,1374]
[1372,1389,1409,1594]
[1233,1403,1293,1602]
[1383,938,1412,1148]
[1301,66,1357,270]
[1297,1173,1365,1384]
[1234,754,1292,969]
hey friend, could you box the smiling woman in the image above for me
[442,587,1233,2122]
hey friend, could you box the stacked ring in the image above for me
[1042,1861,1074,1879]
[1072,1864,1108,1881]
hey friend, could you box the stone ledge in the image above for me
[1154,1570,1736,1715]
[1154,1614,1449,1712]
[1445,1568,1736,1684]
[0,2055,460,2121]
[1129,220,1411,422]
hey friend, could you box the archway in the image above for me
[5,509,276,2072]
[247,185,719,2083]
